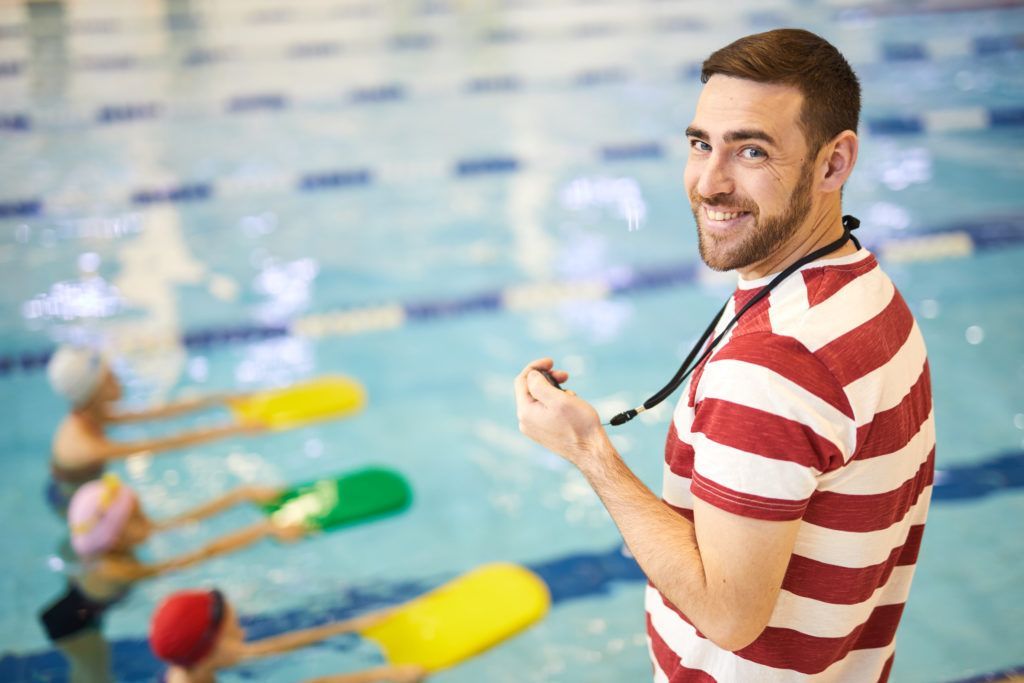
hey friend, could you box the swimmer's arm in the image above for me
[242,610,396,658]
[117,520,280,579]
[106,392,245,424]
[93,421,259,461]
[152,485,282,531]
[303,665,426,683]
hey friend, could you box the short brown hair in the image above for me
[701,29,861,155]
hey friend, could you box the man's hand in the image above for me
[514,357,610,470]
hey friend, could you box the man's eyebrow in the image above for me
[685,126,777,146]
[725,128,776,145]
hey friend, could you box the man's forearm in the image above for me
[579,440,736,648]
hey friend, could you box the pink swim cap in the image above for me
[69,473,138,558]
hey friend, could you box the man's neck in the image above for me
[738,203,855,281]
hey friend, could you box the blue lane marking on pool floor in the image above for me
[130,183,213,206]
[950,664,1024,683]
[226,94,290,114]
[349,84,406,104]
[868,116,926,135]
[96,104,161,125]
[0,199,42,219]
[454,156,521,176]
[932,451,1024,502]
[297,169,373,192]
[465,75,522,93]
[601,142,665,161]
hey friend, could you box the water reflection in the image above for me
[22,274,122,321]
[560,176,647,232]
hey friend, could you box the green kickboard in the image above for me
[262,467,412,531]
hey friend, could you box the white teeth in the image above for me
[705,207,744,221]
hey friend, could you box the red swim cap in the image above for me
[150,589,225,667]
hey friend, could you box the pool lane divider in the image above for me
[0,214,1022,379]
[2,29,1023,134]
[0,0,1014,44]
[5,72,1024,140]
[4,100,1024,218]
[0,1,1020,81]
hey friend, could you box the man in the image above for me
[515,29,933,682]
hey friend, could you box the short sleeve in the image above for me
[688,333,855,521]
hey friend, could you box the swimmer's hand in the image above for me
[215,389,258,405]
[237,484,282,505]
[268,520,307,543]
[230,417,267,436]
[390,665,427,683]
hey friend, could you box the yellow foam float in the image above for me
[229,376,366,430]
[361,563,550,672]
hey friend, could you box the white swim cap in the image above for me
[47,346,107,407]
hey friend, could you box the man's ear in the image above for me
[818,130,858,193]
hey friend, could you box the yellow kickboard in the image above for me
[360,563,550,672]
[229,376,366,430]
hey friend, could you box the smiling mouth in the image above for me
[703,206,751,222]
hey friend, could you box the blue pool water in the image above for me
[1,1,1023,681]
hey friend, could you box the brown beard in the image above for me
[691,160,814,272]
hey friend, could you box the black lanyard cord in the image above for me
[608,215,861,427]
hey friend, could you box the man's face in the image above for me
[684,75,816,274]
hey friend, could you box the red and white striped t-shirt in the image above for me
[647,248,934,682]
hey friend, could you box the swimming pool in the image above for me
[1,0,1023,681]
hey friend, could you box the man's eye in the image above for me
[741,147,767,159]
[690,140,711,152]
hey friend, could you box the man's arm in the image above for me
[579,439,800,650]
[514,358,799,651]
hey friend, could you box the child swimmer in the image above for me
[40,474,304,683]
[150,589,425,683]
[46,346,261,513]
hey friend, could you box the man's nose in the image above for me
[696,153,734,198]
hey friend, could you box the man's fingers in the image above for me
[520,357,553,377]
[515,358,556,402]
[549,369,570,383]
[514,370,535,408]
[515,361,549,407]
[526,369,564,405]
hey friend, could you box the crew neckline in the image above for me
[735,247,871,290]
